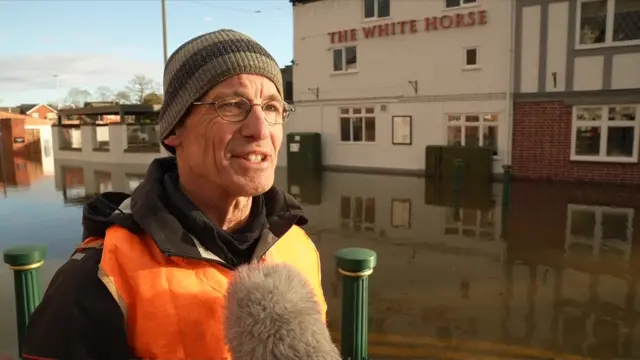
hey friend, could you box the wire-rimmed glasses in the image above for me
[192,96,294,125]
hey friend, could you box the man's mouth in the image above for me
[242,153,266,163]
[232,152,270,163]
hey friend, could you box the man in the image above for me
[22,29,326,360]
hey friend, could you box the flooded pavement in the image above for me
[0,156,639,359]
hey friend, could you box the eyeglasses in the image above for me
[192,96,295,125]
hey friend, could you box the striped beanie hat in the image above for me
[158,29,283,154]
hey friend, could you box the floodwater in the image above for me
[1,154,639,360]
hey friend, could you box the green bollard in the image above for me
[3,245,47,356]
[336,248,377,360]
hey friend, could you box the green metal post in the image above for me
[3,245,47,356]
[336,248,377,360]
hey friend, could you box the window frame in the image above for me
[575,0,640,49]
[444,0,478,10]
[363,0,391,21]
[331,46,358,74]
[339,107,377,144]
[463,46,480,69]
[445,113,499,157]
[570,104,640,163]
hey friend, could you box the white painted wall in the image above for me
[546,1,569,92]
[573,56,604,91]
[519,5,541,93]
[282,97,508,174]
[287,0,512,174]
[611,53,640,89]
[293,0,510,102]
[52,125,170,164]
[24,124,54,175]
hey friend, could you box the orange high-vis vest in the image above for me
[95,225,326,360]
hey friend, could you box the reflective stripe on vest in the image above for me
[97,225,326,360]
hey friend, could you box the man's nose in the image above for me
[239,105,270,140]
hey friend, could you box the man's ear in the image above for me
[163,126,183,148]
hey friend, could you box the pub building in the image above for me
[285,0,640,185]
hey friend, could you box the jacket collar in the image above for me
[82,156,308,267]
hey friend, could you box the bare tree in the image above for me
[65,87,92,107]
[126,75,156,103]
[114,91,132,104]
[94,86,115,101]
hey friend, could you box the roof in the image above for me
[58,104,161,116]
[0,111,54,126]
[85,101,120,108]
[25,103,58,114]
[0,111,28,120]
[18,104,39,113]
[290,0,322,5]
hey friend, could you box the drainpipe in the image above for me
[505,0,516,167]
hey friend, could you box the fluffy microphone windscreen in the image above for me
[224,261,341,360]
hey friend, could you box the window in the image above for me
[31,113,40,118]
[464,47,478,68]
[340,196,376,232]
[332,46,357,72]
[446,114,498,156]
[571,105,639,162]
[445,0,477,9]
[364,0,390,19]
[577,0,640,47]
[566,204,633,262]
[340,107,376,143]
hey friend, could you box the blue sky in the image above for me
[0,0,293,106]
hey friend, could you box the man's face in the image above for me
[164,74,284,197]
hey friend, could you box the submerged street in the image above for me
[1,155,638,359]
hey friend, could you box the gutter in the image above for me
[505,0,517,167]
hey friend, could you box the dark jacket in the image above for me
[22,157,308,360]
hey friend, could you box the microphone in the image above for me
[224,261,341,360]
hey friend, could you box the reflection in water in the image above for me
[0,159,638,359]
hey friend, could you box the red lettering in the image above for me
[328,32,337,44]
[440,15,453,29]
[478,10,488,25]
[378,23,390,37]
[409,19,418,33]
[425,16,438,31]
[399,20,409,34]
[338,30,348,43]
[328,10,489,43]
[467,11,476,26]
[362,26,376,38]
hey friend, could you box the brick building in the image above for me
[512,0,640,185]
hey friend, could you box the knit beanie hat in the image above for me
[158,29,283,154]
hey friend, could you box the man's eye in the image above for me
[264,103,282,112]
